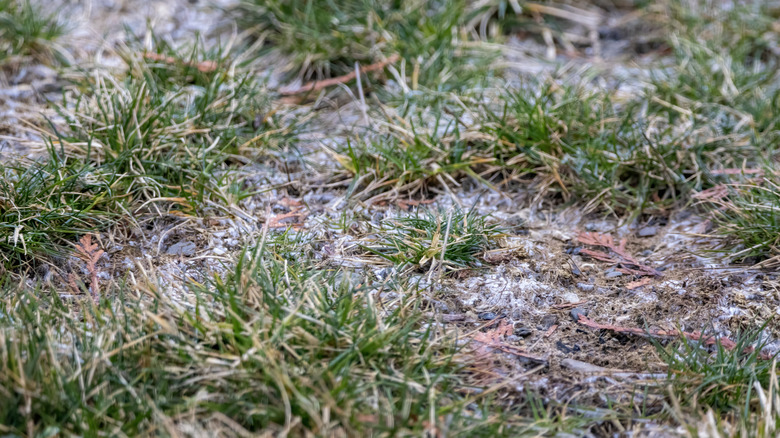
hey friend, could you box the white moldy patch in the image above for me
[459,266,564,315]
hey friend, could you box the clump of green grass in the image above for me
[651,0,780,262]
[339,95,489,198]
[234,0,384,80]
[0,154,118,272]
[234,0,497,91]
[0,0,66,63]
[0,239,523,435]
[53,38,288,208]
[655,325,780,436]
[665,0,780,66]
[481,80,696,212]
[365,207,502,273]
[698,172,780,265]
[341,80,696,213]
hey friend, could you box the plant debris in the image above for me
[577,231,662,277]
[278,54,400,95]
[72,234,105,300]
[574,314,772,360]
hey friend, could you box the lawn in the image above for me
[0,0,779,436]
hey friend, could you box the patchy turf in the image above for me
[1,0,780,436]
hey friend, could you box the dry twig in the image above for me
[278,54,400,95]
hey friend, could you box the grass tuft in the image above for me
[235,0,497,91]
[52,38,288,209]
[698,171,780,265]
[0,240,515,435]
[0,154,118,272]
[0,0,66,64]
[365,206,502,273]
[656,324,780,436]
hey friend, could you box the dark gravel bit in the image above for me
[513,323,533,337]
[556,340,581,354]
[570,307,588,322]
[478,312,499,320]
[539,314,558,330]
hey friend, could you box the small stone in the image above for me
[638,226,658,237]
[561,358,608,373]
[576,282,595,292]
[561,291,579,303]
[166,241,196,256]
[605,270,623,278]
[513,323,532,337]
[505,213,525,228]
[478,312,498,320]
[550,230,571,242]
[556,340,581,354]
[570,307,588,322]
[539,314,558,330]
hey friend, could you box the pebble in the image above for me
[638,226,658,237]
[166,241,196,256]
[513,323,533,337]
[576,282,595,291]
[605,270,623,278]
[556,340,580,354]
[539,314,558,330]
[570,307,588,322]
[478,312,498,320]
[561,291,579,303]
[550,230,571,242]
[561,358,608,373]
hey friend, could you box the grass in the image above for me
[650,0,780,261]
[339,79,709,213]
[0,233,655,436]
[2,0,780,435]
[656,325,780,436]
[0,0,66,64]
[234,0,497,91]
[0,239,515,436]
[697,171,780,266]
[52,37,289,209]
[0,154,118,272]
[364,207,502,274]
[330,0,780,221]
[337,94,486,198]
